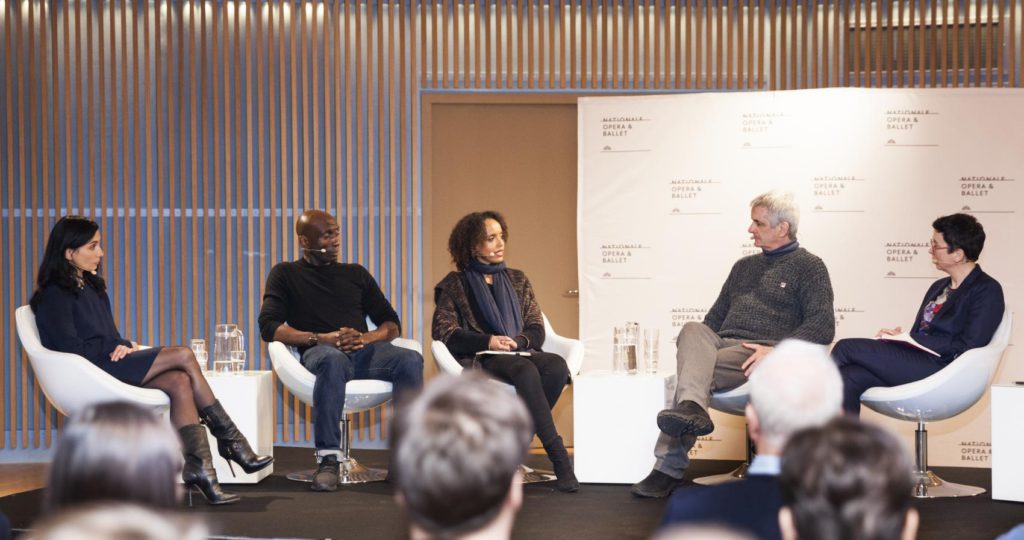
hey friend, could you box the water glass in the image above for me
[643,328,660,374]
[229,350,246,374]
[194,350,209,372]
[190,339,206,353]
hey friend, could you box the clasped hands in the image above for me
[488,335,518,352]
[322,327,366,352]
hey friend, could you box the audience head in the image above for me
[747,339,842,453]
[750,191,799,241]
[447,211,509,271]
[26,503,206,540]
[32,216,105,306]
[932,213,986,262]
[652,524,756,540]
[45,401,183,513]
[393,373,533,539]
[779,417,917,540]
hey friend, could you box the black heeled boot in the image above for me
[200,400,274,475]
[179,424,240,505]
[543,436,580,493]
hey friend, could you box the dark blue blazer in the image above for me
[660,474,782,540]
[910,265,1004,364]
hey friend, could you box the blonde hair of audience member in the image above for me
[747,339,843,454]
[45,402,183,512]
[778,417,918,540]
[25,503,206,540]
[750,191,800,241]
[652,524,756,540]
[392,373,533,540]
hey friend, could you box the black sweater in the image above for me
[258,259,401,345]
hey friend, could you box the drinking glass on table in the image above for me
[229,350,246,374]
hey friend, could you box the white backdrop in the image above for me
[577,88,1023,468]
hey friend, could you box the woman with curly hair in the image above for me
[432,211,578,492]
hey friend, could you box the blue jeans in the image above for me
[300,342,424,449]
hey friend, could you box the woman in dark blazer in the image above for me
[30,216,272,504]
[432,211,578,492]
[832,213,1004,415]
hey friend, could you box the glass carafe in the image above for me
[213,324,244,374]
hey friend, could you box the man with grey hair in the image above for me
[659,339,843,540]
[393,372,532,540]
[633,191,836,498]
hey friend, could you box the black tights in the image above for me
[479,351,570,446]
[141,346,216,428]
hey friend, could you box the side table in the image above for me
[203,370,275,484]
[573,371,676,484]
[992,383,1024,502]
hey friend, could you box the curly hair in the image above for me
[447,211,509,271]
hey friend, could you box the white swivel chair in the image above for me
[431,313,583,482]
[860,309,1012,498]
[15,305,170,418]
[267,319,422,484]
[693,382,752,485]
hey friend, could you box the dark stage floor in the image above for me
[2,446,1022,539]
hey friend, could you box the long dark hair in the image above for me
[30,216,105,309]
[45,401,183,512]
[447,211,509,271]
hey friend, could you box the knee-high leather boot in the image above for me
[179,424,240,505]
[200,400,274,475]
[543,435,580,493]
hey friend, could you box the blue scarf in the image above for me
[465,260,524,338]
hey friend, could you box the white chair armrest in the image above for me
[541,313,584,379]
[431,340,465,376]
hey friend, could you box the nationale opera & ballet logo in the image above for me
[671,307,709,328]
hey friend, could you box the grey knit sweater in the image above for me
[705,247,835,344]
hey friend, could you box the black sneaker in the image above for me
[631,470,684,498]
[656,400,715,438]
[311,455,340,492]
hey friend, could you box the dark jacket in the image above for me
[432,269,545,364]
[660,474,783,540]
[910,265,1004,364]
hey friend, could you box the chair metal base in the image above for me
[693,462,749,486]
[285,456,388,485]
[520,464,556,483]
[912,470,985,499]
[908,420,984,498]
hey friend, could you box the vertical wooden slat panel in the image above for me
[3,0,13,449]
[986,0,995,87]
[28,0,39,449]
[17,0,28,449]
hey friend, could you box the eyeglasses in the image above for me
[929,239,952,253]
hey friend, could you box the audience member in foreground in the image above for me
[652,524,755,540]
[432,211,578,492]
[393,373,533,540]
[32,216,270,505]
[634,191,835,498]
[779,417,918,540]
[660,340,843,540]
[25,503,206,540]
[45,402,183,511]
[259,209,424,491]
[831,213,1003,415]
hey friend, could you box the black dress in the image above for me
[33,283,161,386]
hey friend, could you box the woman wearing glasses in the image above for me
[831,213,1004,416]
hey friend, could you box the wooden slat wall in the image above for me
[2,0,1022,450]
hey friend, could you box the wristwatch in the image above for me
[307,333,319,347]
